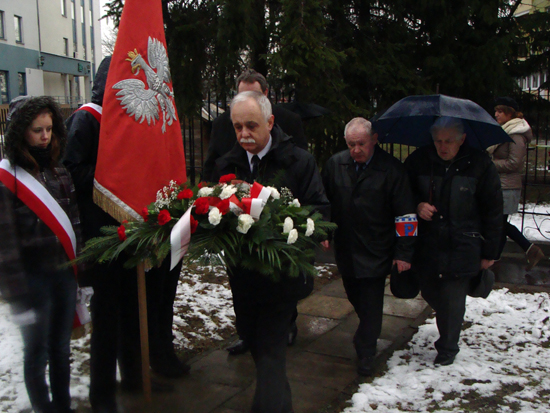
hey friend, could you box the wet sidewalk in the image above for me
[115,241,550,413]
[117,275,431,413]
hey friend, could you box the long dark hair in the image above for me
[4,96,67,173]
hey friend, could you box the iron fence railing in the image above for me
[2,97,549,237]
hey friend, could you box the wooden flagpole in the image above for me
[136,262,152,402]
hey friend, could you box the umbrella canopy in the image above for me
[373,94,512,149]
[278,101,331,120]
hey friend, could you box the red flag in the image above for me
[94,0,186,222]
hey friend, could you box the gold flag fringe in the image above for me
[93,186,140,223]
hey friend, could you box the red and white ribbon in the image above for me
[77,103,102,124]
[170,205,193,270]
[0,159,77,273]
[241,182,271,219]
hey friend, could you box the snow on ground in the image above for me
[344,288,550,412]
[510,203,550,243]
[1,256,549,412]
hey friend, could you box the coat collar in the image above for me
[215,124,294,178]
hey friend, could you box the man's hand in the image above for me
[392,259,411,273]
[320,240,330,251]
[417,202,437,221]
[480,259,494,270]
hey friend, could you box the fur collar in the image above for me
[502,118,531,136]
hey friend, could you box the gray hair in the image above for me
[430,116,465,141]
[230,91,272,121]
[344,117,374,139]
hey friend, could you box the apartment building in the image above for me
[515,0,549,100]
[0,0,102,106]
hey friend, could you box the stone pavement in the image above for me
[113,241,550,413]
[116,275,432,413]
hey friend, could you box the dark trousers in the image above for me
[233,297,296,413]
[89,260,141,407]
[498,215,532,257]
[21,269,77,413]
[419,274,471,357]
[342,275,386,358]
[146,259,182,360]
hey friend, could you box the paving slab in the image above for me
[297,294,354,319]
[318,277,348,299]
[383,294,428,318]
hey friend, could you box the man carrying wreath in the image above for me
[211,90,329,413]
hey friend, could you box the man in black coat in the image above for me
[404,116,503,366]
[202,68,306,182]
[322,117,417,376]
[63,57,175,413]
[211,91,329,413]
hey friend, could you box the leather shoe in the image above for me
[357,355,375,376]
[288,322,298,346]
[226,339,249,355]
[120,376,175,393]
[434,353,455,366]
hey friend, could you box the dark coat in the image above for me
[203,104,307,182]
[63,57,119,240]
[211,124,329,304]
[322,146,416,279]
[404,144,503,278]
[0,167,81,304]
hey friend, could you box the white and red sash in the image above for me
[77,103,102,124]
[0,159,77,274]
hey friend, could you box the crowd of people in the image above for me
[0,64,544,413]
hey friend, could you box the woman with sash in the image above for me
[0,96,81,413]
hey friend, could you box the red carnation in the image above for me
[141,208,149,222]
[219,174,236,184]
[194,197,210,215]
[177,188,194,200]
[190,215,199,234]
[158,209,171,225]
[217,198,230,215]
[117,225,127,241]
[198,182,207,189]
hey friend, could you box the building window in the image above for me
[81,0,86,59]
[14,15,23,43]
[0,71,8,104]
[0,10,5,40]
[71,0,77,56]
[18,72,26,96]
[64,37,69,56]
[61,0,67,16]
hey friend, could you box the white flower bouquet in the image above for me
[75,174,336,281]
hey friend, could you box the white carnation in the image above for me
[291,198,301,207]
[267,186,280,199]
[237,214,254,234]
[283,217,294,234]
[287,229,298,244]
[220,185,238,200]
[208,207,222,226]
[198,187,214,197]
[305,218,315,237]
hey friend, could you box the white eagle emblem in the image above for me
[113,37,177,133]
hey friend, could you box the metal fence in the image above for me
[3,97,550,236]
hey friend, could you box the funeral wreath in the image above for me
[75,174,336,281]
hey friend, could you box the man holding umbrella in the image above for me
[404,116,503,366]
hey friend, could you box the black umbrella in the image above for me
[278,102,331,120]
[373,94,512,149]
